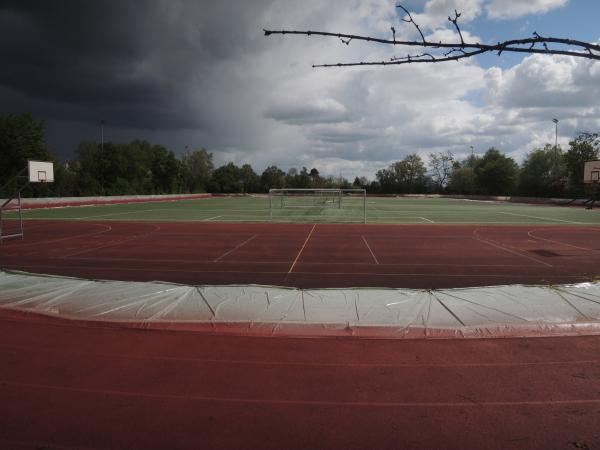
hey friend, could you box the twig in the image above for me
[263,3,600,68]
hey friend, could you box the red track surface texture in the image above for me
[1,308,599,450]
[1,220,599,288]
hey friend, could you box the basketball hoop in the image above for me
[583,160,600,209]
[28,161,54,183]
[584,160,600,185]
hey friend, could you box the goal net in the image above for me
[269,188,366,223]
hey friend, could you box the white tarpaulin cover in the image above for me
[1,270,600,338]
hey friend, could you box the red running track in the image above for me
[1,220,599,288]
[0,308,599,449]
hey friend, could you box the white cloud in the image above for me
[482,54,600,160]
[410,0,484,31]
[264,98,352,125]
[486,0,568,20]
[13,0,596,181]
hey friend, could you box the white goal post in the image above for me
[268,188,367,223]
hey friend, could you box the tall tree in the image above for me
[519,145,566,197]
[0,113,51,192]
[309,168,320,184]
[260,165,286,191]
[448,166,477,195]
[474,148,519,195]
[210,162,243,193]
[429,150,454,192]
[353,176,368,187]
[240,164,260,193]
[375,166,398,193]
[397,153,428,193]
[181,148,214,193]
[564,133,599,196]
[376,154,428,193]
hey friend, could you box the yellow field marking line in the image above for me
[288,224,317,274]
[361,236,380,264]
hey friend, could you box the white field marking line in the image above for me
[498,211,579,224]
[472,229,553,268]
[288,224,317,274]
[8,263,590,279]
[5,380,600,407]
[0,224,113,256]
[4,342,599,368]
[60,224,162,259]
[527,229,593,252]
[213,234,258,262]
[419,217,435,223]
[73,208,162,220]
[361,235,379,265]
[203,215,222,221]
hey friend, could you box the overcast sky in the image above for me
[1,0,599,179]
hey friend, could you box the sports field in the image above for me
[1,196,599,289]
[10,196,600,224]
[2,197,600,450]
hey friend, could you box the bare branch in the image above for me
[263,3,600,68]
[448,10,465,47]
[396,4,425,43]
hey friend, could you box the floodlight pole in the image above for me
[552,118,558,148]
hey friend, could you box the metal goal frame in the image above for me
[268,188,366,223]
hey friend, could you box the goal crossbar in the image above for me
[268,188,366,223]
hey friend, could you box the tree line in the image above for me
[373,135,598,198]
[1,113,598,198]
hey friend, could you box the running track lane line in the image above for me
[59,224,162,259]
[3,380,600,408]
[472,228,553,268]
[213,234,258,262]
[288,224,317,274]
[527,229,594,252]
[0,223,113,254]
[3,343,600,368]
[361,236,380,265]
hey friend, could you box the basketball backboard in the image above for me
[28,161,54,183]
[584,160,600,184]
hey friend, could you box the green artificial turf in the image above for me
[6,196,600,225]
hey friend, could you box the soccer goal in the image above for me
[269,188,366,223]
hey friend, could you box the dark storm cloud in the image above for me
[0,0,272,132]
